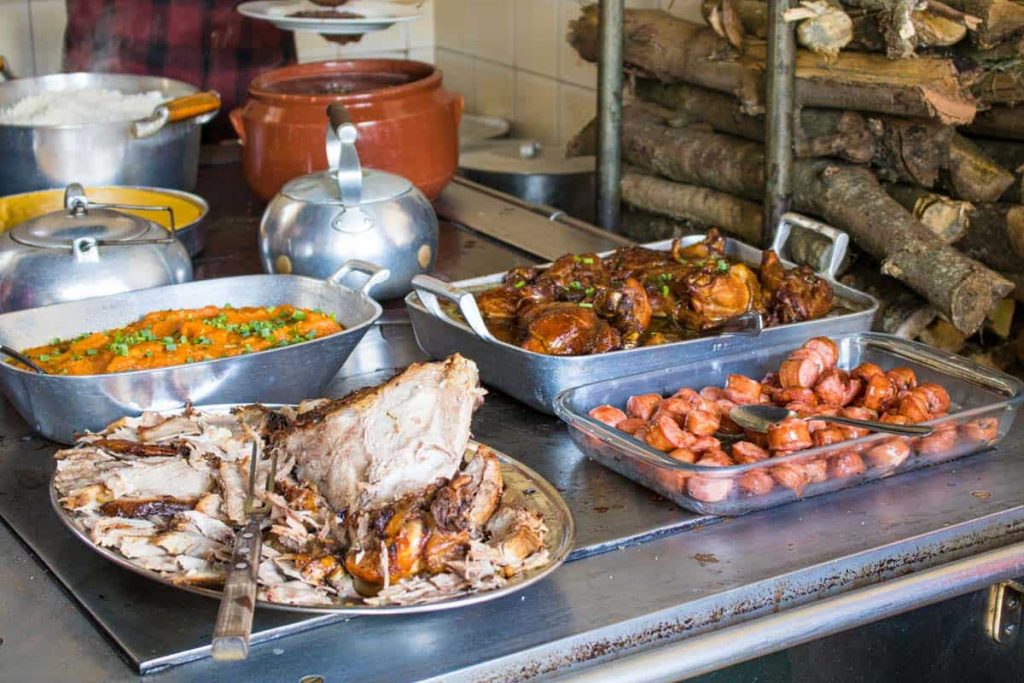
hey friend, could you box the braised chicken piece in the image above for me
[519,303,621,355]
[759,251,834,325]
[671,261,763,331]
[592,277,652,346]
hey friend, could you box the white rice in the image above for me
[0,88,167,126]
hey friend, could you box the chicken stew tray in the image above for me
[555,333,1024,516]
[406,213,878,414]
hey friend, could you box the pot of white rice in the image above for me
[0,72,217,196]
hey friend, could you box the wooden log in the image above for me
[956,32,1024,62]
[620,170,764,245]
[968,68,1024,106]
[941,134,1016,202]
[567,5,977,123]
[998,269,1024,302]
[839,263,938,338]
[940,0,1024,47]
[966,136,1024,201]
[844,0,920,57]
[955,202,1024,270]
[574,104,1012,332]
[884,183,972,243]
[964,106,1024,139]
[619,206,704,243]
[866,115,954,187]
[635,80,877,162]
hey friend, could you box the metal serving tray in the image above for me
[555,332,1024,516]
[0,260,388,443]
[405,213,878,414]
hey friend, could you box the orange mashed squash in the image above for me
[17,304,343,375]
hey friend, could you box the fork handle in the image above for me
[211,517,263,661]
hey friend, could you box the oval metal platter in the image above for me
[49,403,575,615]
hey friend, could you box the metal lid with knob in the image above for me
[0,183,193,312]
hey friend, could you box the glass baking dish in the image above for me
[554,332,1024,516]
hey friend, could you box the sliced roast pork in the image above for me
[275,355,485,513]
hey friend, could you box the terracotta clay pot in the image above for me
[231,59,462,201]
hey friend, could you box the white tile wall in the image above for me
[0,0,705,148]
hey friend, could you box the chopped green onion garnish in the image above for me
[38,354,51,362]
[164,343,177,352]
[570,280,582,290]
[716,259,729,272]
[581,256,595,265]
[144,350,154,358]
[661,284,670,297]
[585,286,595,296]
[86,349,98,356]
[513,280,527,289]
[578,302,594,309]
[291,310,307,321]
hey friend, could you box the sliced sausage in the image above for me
[961,417,1000,443]
[744,429,770,449]
[838,406,876,439]
[804,459,828,483]
[724,374,762,405]
[775,387,819,406]
[731,440,770,464]
[865,438,911,469]
[617,417,646,435]
[779,352,824,388]
[686,451,735,503]
[655,397,694,423]
[716,400,744,434]
[690,435,722,453]
[914,383,951,414]
[626,393,662,421]
[699,386,725,401]
[640,414,693,451]
[804,337,839,370]
[892,392,931,423]
[814,369,849,407]
[813,427,847,448]
[886,367,917,392]
[685,409,721,436]
[861,374,895,412]
[770,463,810,495]
[668,447,697,464]
[915,423,958,455]
[588,405,627,428]
[738,469,775,496]
[830,451,866,478]
[851,362,885,384]
[767,418,813,452]
[842,377,863,406]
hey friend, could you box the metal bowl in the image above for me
[0,260,388,443]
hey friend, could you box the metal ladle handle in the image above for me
[326,103,363,206]
[821,414,934,437]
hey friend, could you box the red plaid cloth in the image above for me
[63,0,296,140]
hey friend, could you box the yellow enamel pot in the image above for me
[0,186,208,256]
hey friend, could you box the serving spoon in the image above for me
[0,345,46,374]
[730,404,934,437]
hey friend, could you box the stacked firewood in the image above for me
[566,3,1024,372]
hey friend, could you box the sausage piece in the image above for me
[851,362,885,384]
[892,392,931,423]
[588,405,627,428]
[716,400,744,434]
[731,440,770,464]
[724,374,762,405]
[861,374,895,412]
[626,393,662,421]
[914,383,951,414]
[686,451,735,503]
[865,439,911,469]
[617,418,646,435]
[690,435,722,453]
[779,352,824,389]
[685,409,721,436]
[767,418,813,452]
[804,459,828,483]
[771,463,810,495]
[699,386,725,401]
[814,369,849,407]
[961,417,1000,443]
[915,423,958,455]
[813,427,847,448]
[830,451,866,478]
[886,367,917,393]
[805,337,839,370]
[738,469,775,496]
[775,387,818,406]
[639,414,693,451]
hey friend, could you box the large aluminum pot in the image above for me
[0,260,389,443]
[0,66,220,196]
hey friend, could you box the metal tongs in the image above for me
[211,439,278,661]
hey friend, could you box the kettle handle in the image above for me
[326,103,363,206]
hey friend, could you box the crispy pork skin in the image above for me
[276,355,485,513]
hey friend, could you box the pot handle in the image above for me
[0,55,15,81]
[411,274,497,343]
[770,212,849,281]
[229,108,246,146]
[326,103,363,206]
[133,91,222,138]
[328,259,390,298]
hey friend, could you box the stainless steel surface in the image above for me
[557,332,1024,516]
[731,403,935,436]
[407,223,878,414]
[553,541,1024,683]
[0,261,387,443]
[52,430,575,615]
[0,72,211,194]
[458,139,597,224]
[436,177,631,260]
[764,0,796,244]
[459,113,510,147]
[596,0,624,230]
[0,183,194,312]
[985,580,1024,645]
[4,181,1024,681]
[211,441,267,661]
[259,104,438,301]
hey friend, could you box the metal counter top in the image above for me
[2,168,1024,682]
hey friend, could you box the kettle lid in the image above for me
[281,168,412,206]
[10,184,156,249]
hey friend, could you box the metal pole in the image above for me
[764,0,795,248]
[596,0,624,232]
